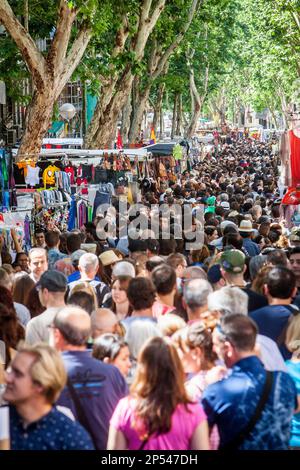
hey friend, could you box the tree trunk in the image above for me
[186,63,209,138]
[176,93,182,136]
[86,67,135,148]
[17,87,55,159]
[153,83,165,134]
[84,0,166,148]
[121,92,132,145]
[269,108,278,130]
[159,106,164,139]
[128,86,150,143]
[171,92,178,139]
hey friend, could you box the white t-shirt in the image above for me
[256,334,287,372]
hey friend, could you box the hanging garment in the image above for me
[68,196,77,231]
[64,165,75,184]
[94,166,108,184]
[92,190,111,219]
[77,201,88,228]
[76,177,88,195]
[81,163,93,181]
[42,165,60,186]
[289,130,300,187]
[25,165,40,187]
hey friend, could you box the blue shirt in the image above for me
[68,270,81,283]
[242,238,260,257]
[57,350,128,450]
[9,406,94,450]
[47,248,66,270]
[67,273,100,283]
[249,305,294,359]
[285,360,300,447]
[202,356,297,449]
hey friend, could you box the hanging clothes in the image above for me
[64,165,76,184]
[25,165,40,187]
[42,164,60,186]
[289,130,300,187]
[68,195,77,231]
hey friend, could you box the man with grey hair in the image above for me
[207,286,248,317]
[183,279,213,323]
[52,306,127,450]
[28,247,48,283]
[207,286,286,372]
[68,253,111,307]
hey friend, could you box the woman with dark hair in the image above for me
[12,273,35,306]
[92,333,131,377]
[107,336,209,450]
[25,286,46,318]
[0,288,25,369]
[111,276,132,320]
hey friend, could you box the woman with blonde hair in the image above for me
[285,315,300,449]
[107,336,209,450]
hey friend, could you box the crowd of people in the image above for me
[1,136,300,451]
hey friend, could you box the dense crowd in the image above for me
[1,136,300,450]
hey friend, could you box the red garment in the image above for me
[65,165,75,184]
[282,187,300,205]
[76,177,88,195]
[289,130,300,186]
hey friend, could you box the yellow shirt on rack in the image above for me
[17,161,36,177]
[42,165,60,186]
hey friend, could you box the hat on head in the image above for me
[207,264,222,284]
[220,201,230,211]
[219,249,245,274]
[165,188,173,194]
[71,249,86,265]
[36,270,67,292]
[228,210,239,218]
[99,250,120,267]
[220,220,238,232]
[238,220,254,232]
[112,261,136,278]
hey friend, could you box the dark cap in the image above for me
[207,264,222,284]
[36,270,67,292]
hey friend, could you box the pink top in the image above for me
[152,301,175,319]
[110,396,207,450]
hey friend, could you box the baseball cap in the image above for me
[36,270,67,292]
[112,261,136,278]
[207,264,222,284]
[71,249,86,265]
[219,249,245,274]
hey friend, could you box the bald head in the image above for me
[91,308,118,339]
[53,306,91,347]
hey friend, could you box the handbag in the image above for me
[220,371,273,450]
